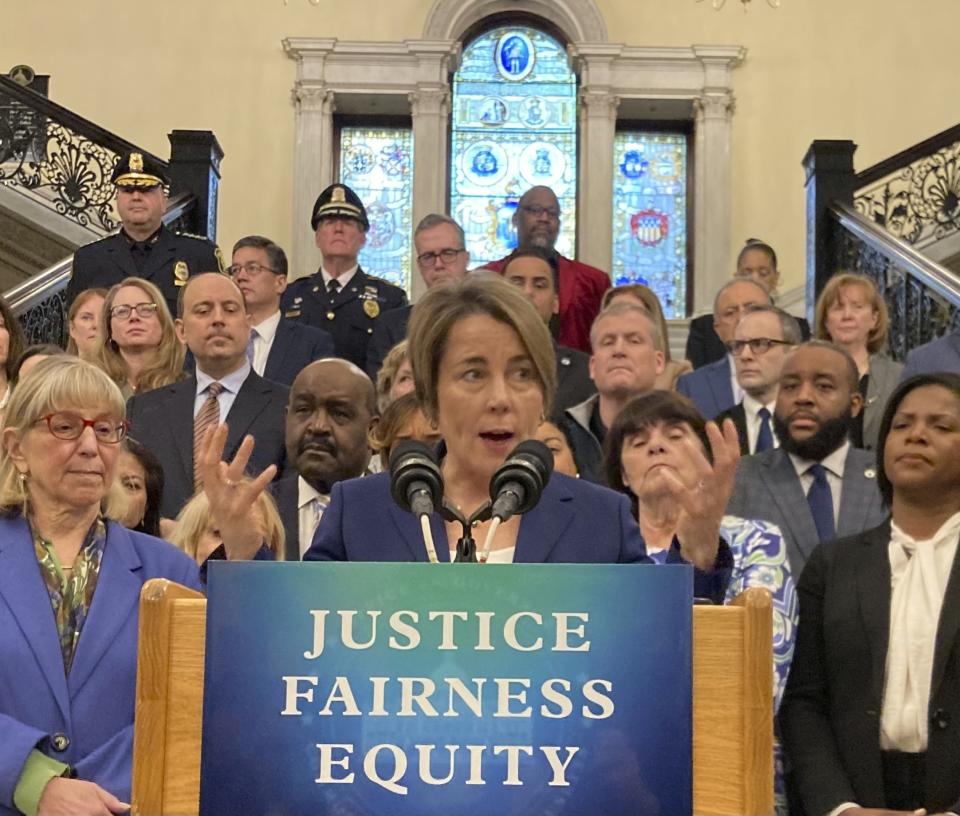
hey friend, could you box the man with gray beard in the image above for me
[726,341,886,574]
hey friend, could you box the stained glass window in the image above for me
[450,27,577,266]
[611,132,689,318]
[338,126,414,293]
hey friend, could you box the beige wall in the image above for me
[4,0,958,298]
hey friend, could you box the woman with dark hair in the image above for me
[12,343,67,385]
[780,373,960,815]
[115,437,165,537]
[604,389,797,813]
[0,295,26,416]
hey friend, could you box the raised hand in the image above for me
[662,418,741,570]
[198,423,277,560]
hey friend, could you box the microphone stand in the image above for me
[439,501,491,563]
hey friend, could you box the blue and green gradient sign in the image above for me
[200,562,692,815]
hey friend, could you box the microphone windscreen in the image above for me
[489,438,554,515]
[389,440,443,514]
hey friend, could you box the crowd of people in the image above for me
[0,149,958,816]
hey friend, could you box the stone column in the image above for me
[692,91,735,316]
[577,88,619,276]
[408,86,451,301]
[291,83,335,279]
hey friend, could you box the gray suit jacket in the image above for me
[726,446,886,575]
[861,354,903,451]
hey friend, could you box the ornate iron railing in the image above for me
[829,201,960,361]
[0,74,165,238]
[853,123,960,250]
[4,191,198,345]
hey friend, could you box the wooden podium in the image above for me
[131,579,773,816]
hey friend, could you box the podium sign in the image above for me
[200,562,693,816]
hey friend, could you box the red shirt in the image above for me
[487,253,610,353]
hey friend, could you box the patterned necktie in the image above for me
[806,463,836,543]
[246,328,257,366]
[755,407,773,453]
[193,382,223,491]
[327,278,341,296]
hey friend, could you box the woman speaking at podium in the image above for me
[297,276,739,581]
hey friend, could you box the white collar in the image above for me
[251,309,282,343]
[321,265,358,290]
[788,440,851,481]
[297,475,325,510]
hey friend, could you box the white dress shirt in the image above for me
[321,264,359,291]
[742,393,779,453]
[249,309,281,377]
[194,360,251,423]
[788,441,850,529]
[297,476,329,559]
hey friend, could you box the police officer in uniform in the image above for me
[67,151,224,318]
[281,183,407,370]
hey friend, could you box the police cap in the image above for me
[310,183,369,232]
[112,151,169,188]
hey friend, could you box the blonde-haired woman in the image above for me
[169,484,284,563]
[95,277,186,399]
[814,272,902,451]
[375,339,414,413]
[602,284,693,390]
[0,356,198,813]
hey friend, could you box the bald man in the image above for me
[271,359,377,559]
[127,272,289,518]
[485,185,610,353]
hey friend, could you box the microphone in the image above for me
[389,441,443,563]
[480,439,554,563]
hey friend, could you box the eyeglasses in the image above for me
[36,412,128,443]
[110,302,158,321]
[521,204,561,219]
[727,338,793,356]
[227,262,277,277]
[416,248,465,267]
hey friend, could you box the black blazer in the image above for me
[263,318,336,387]
[68,225,222,317]
[554,342,595,414]
[780,520,960,815]
[685,312,811,370]
[365,304,411,379]
[127,371,289,519]
[713,401,749,455]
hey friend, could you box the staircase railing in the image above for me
[805,126,960,361]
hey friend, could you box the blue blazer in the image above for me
[675,355,736,420]
[263,318,336,387]
[0,517,200,812]
[901,330,960,381]
[304,473,732,599]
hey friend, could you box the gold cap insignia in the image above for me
[363,299,380,319]
[173,261,189,284]
[331,186,346,203]
[130,153,144,173]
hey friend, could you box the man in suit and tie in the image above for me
[502,246,595,413]
[366,213,471,377]
[677,278,771,420]
[229,235,335,385]
[281,183,407,370]
[127,272,288,519]
[563,301,664,483]
[272,358,376,560]
[716,304,801,455]
[727,341,887,575]
[67,151,224,317]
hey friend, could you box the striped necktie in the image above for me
[193,382,223,491]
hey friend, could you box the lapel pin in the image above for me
[864,468,876,479]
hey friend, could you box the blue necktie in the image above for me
[755,407,773,453]
[806,464,836,543]
[245,329,257,366]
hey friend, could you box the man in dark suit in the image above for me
[281,183,407,369]
[677,278,771,420]
[563,302,664,482]
[715,304,801,454]
[726,341,887,575]
[272,359,376,560]
[127,273,288,519]
[365,213,471,378]
[902,329,960,380]
[67,151,224,317]
[502,246,595,413]
[229,235,335,385]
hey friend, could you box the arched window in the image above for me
[450,25,578,266]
